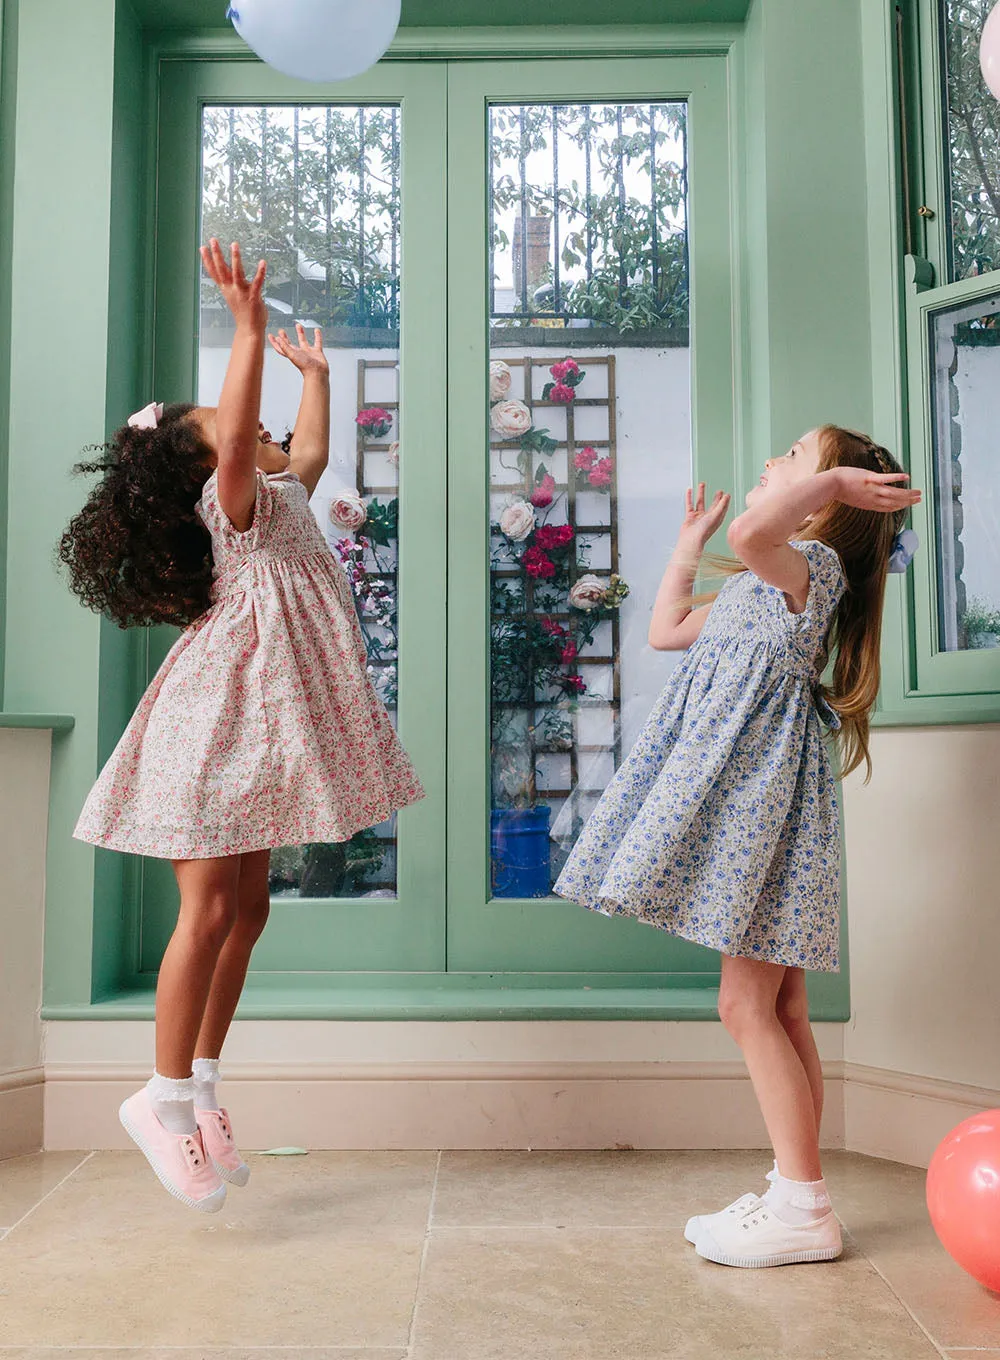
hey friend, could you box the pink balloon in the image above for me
[927,1110,1000,1293]
[982,1,1000,101]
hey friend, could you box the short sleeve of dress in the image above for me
[197,470,276,552]
[789,538,846,645]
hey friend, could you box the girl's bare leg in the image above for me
[194,850,271,1061]
[776,966,824,1135]
[156,857,242,1079]
[718,954,823,1183]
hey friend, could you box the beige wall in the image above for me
[842,726,1000,1092]
[0,729,52,1155]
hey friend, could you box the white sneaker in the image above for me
[696,1200,843,1268]
[683,1164,778,1245]
[684,1192,762,1246]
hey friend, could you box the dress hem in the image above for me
[552,886,840,974]
[75,790,425,861]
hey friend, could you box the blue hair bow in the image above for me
[888,528,919,574]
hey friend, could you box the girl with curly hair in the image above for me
[61,240,423,1213]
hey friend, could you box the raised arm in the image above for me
[200,238,268,531]
[727,467,921,612]
[648,483,731,651]
[268,325,331,498]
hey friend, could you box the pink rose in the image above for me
[589,457,614,488]
[530,473,557,508]
[499,500,535,542]
[490,399,532,439]
[329,490,367,533]
[549,382,575,404]
[569,574,606,611]
[550,359,580,382]
[574,446,597,470]
[489,360,513,401]
[387,441,400,467]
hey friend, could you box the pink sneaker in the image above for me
[119,1089,227,1213]
[196,1107,250,1187]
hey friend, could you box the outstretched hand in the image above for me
[200,238,268,332]
[268,324,329,377]
[679,483,731,549]
[835,467,922,512]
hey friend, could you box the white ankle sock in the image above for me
[146,1072,197,1135]
[764,1172,832,1226]
[192,1057,222,1112]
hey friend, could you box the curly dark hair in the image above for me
[58,403,216,629]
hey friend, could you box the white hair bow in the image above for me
[127,402,164,431]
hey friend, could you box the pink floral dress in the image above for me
[75,470,424,860]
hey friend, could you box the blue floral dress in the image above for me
[554,539,847,972]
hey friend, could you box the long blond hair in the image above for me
[708,426,906,781]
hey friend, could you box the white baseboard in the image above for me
[0,1068,44,1160]
[43,1059,845,1154]
[844,1063,1000,1169]
[39,1059,1000,1167]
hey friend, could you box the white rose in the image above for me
[569,574,606,611]
[489,360,513,402]
[499,500,535,542]
[387,441,400,467]
[329,490,367,533]
[490,398,532,439]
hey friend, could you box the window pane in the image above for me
[929,288,1000,650]
[487,101,691,897]
[940,0,1000,280]
[199,105,402,898]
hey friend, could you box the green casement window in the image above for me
[896,0,1000,708]
[117,46,849,1018]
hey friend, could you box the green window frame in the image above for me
[879,0,1000,719]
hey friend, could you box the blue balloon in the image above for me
[228,0,402,84]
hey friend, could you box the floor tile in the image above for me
[0,1151,434,1348]
[410,1226,940,1360]
[0,1151,89,1228]
[824,1152,1000,1350]
[434,1149,775,1228]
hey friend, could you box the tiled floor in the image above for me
[1,1148,998,1358]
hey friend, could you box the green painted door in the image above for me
[139,51,737,988]
[445,58,735,981]
[140,58,448,975]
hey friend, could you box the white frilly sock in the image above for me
[764,1171,832,1226]
[146,1072,197,1136]
[192,1057,222,1112]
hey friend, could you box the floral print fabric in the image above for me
[75,470,424,860]
[554,540,847,972]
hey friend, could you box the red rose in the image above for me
[563,674,586,694]
[523,546,556,579]
[540,616,564,636]
[530,473,557,508]
[560,641,578,664]
[589,457,614,488]
[550,382,575,404]
[535,523,574,551]
[574,446,598,470]
[550,359,580,382]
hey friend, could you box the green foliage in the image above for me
[943,1,1000,278]
[962,595,1000,642]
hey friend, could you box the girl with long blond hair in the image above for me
[555,425,920,1268]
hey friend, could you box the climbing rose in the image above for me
[550,359,580,382]
[535,523,574,551]
[530,473,557,508]
[489,360,513,401]
[574,446,598,470]
[523,546,556,579]
[549,382,575,404]
[490,399,532,438]
[589,457,614,488]
[569,574,606,611]
[329,491,367,533]
[499,500,536,542]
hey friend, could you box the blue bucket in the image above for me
[491,806,552,898]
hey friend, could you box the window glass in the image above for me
[940,1,1000,280]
